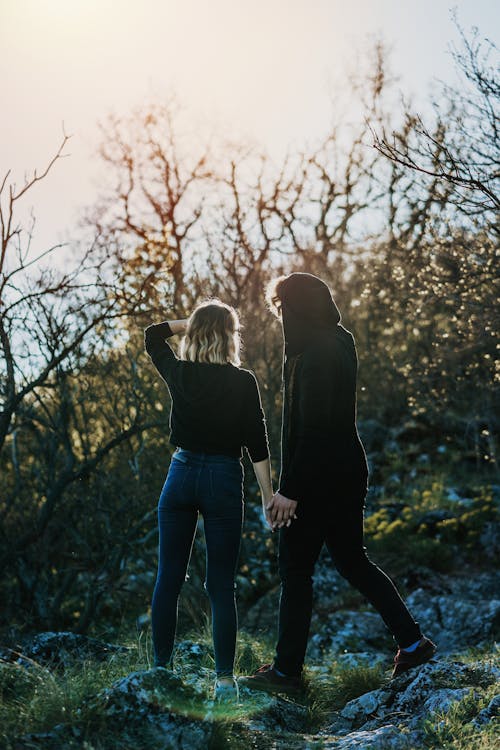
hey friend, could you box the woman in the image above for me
[144,300,273,702]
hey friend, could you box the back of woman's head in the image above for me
[180,300,241,366]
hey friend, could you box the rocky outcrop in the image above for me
[308,610,391,660]
[16,669,213,750]
[3,571,499,749]
[406,572,500,653]
[472,693,500,727]
[306,570,500,664]
[7,648,498,750]
[231,659,499,749]
[317,724,416,749]
[0,631,129,669]
[321,659,499,746]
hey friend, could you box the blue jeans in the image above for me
[151,449,244,676]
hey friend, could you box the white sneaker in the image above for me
[214,677,240,703]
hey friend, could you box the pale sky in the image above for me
[0,0,498,254]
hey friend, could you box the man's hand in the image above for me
[266,492,298,530]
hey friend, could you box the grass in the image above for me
[0,641,147,747]
[421,684,499,750]
[306,661,387,729]
[1,635,498,750]
[445,642,500,666]
[1,462,497,749]
[0,628,277,749]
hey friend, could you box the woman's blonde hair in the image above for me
[180,300,241,366]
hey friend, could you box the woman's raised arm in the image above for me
[144,319,188,382]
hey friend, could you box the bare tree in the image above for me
[0,139,163,629]
[87,102,214,312]
[371,23,499,228]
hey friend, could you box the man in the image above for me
[242,273,435,695]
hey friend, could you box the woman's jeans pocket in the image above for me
[207,464,243,516]
[158,458,191,510]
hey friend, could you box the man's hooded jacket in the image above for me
[278,273,368,503]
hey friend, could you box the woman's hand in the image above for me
[262,497,274,530]
[252,458,274,530]
[168,319,188,335]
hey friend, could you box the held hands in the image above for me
[265,492,298,531]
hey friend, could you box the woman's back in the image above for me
[145,321,268,462]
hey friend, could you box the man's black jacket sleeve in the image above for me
[279,344,337,502]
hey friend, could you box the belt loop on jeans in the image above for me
[173,449,189,463]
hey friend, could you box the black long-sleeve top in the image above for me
[278,324,368,503]
[144,322,269,463]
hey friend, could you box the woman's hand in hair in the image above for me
[166,319,188,335]
[267,492,298,530]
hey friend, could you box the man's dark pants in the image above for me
[274,480,422,677]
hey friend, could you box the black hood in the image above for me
[279,273,341,357]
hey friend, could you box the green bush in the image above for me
[364,481,498,575]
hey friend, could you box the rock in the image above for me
[16,723,83,749]
[260,695,309,733]
[387,660,496,733]
[243,586,280,633]
[340,688,391,723]
[327,658,497,741]
[336,652,386,669]
[0,632,129,669]
[125,570,155,593]
[308,611,390,659]
[407,579,500,653]
[445,487,472,505]
[315,654,498,750]
[467,660,500,684]
[85,668,212,748]
[171,640,214,691]
[242,693,309,734]
[19,708,211,750]
[472,693,500,727]
[480,521,500,561]
[390,662,468,715]
[313,551,357,601]
[422,687,473,714]
[319,724,414,749]
[96,666,199,708]
[174,639,211,665]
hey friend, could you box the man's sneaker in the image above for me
[392,637,437,678]
[214,677,240,703]
[239,663,303,697]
